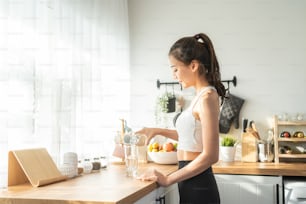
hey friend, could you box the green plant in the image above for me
[156,92,176,113]
[221,135,237,147]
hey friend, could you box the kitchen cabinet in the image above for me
[215,174,283,204]
[160,184,179,204]
[135,184,179,204]
[284,176,306,204]
[273,115,306,163]
[134,188,156,204]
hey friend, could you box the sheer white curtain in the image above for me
[0,0,129,187]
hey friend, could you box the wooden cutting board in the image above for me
[8,148,67,187]
[241,132,258,162]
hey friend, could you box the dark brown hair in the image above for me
[169,33,226,103]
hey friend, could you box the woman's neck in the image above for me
[195,83,210,94]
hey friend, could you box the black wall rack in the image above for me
[157,76,237,92]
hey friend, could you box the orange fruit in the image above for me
[163,142,174,152]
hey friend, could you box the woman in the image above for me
[137,33,226,204]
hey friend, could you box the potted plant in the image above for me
[156,92,176,113]
[220,135,237,162]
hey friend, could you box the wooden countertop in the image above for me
[0,162,178,204]
[1,161,305,204]
[213,161,306,177]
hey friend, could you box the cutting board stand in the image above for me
[8,148,67,187]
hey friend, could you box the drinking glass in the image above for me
[124,144,138,177]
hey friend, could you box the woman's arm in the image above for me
[136,127,178,144]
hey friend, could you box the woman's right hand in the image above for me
[135,127,157,145]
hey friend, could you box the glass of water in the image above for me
[124,144,138,177]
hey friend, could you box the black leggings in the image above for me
[178,161,220,204]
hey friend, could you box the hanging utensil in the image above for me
[242,118,248,133]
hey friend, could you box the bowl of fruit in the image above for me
[147,141,178,164]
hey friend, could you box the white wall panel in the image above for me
[128,0,306,137]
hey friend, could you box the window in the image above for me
[0,0,129,187]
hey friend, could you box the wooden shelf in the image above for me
[273,115,306,163]
[277,121,306,126]
[278,154,306,158]
[277,138,306,142]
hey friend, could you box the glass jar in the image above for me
[100,156,108,169]
[77,160,84,175]
[83,158,93,174]
[92,157,101,171]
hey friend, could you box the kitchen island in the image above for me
[0,161,305,204]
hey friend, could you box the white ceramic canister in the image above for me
[63,152,78,177]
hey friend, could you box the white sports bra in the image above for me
[175,86,216,152]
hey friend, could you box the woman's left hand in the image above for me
[137,168,169,187]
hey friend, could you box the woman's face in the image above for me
[169,55,195,89]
